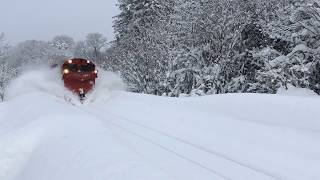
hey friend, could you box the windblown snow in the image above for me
[0,68,320,180]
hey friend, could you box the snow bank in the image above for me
[0,92,171,180]
[277,85,318,97]
[93,92,320,180]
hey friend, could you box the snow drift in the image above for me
[0,69,320,180]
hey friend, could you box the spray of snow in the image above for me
[5,67,66,100]
[85,68,126,104]
[5,67,125,104]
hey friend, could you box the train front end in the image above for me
[62,58,98,100]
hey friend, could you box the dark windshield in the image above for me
[65,64,78,72]
[79,64,95,72]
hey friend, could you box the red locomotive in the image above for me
[61,58,98,100]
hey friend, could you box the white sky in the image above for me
[0,0,119,43]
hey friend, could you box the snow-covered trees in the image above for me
[252,0,320,94]
[165,0,256,95]
[0,62,17,101]
[8,40,65,67]
[74,41,91,59]
[112,0,175,94]
[86,33,108,55]
[0,33,9,55]
[73,33,108,64]
[0,34,16,101]
[48,35,76,64]
[51,35,75,51]
[108,0,320,96]
[0,33,10,61]
[85,33,108,63]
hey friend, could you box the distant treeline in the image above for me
[0,33,108,100]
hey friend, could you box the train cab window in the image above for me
[80,63,95,72]
[65,64,78,72]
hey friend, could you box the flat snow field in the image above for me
[0,69,320,180]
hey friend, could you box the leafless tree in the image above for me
[85,33,108,61]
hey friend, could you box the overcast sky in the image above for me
[0,0,119,43]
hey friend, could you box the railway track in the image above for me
[81,106,282,180]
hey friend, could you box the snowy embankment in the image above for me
[0,68,320,180]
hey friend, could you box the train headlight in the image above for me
[63,69,70,74]
[87,60,90,64]
[68,60,73,64]
[94,70,98,74]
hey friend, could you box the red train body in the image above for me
[61,58,98,99]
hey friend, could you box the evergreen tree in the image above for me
[113,0,174,94]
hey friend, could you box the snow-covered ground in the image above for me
[0,68,320,180]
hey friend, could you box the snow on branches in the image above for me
[108,0,320,96]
